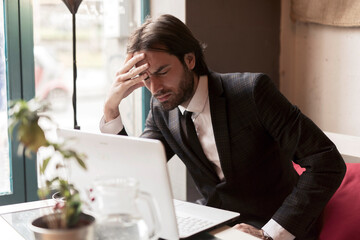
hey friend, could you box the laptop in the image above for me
[55,129,240,239]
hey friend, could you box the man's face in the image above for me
[136,50,196,111]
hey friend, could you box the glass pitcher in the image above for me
[91,177,160,240]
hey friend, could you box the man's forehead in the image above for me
[134,50,173,68]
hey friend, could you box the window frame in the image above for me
[0,0,37,205]
[141,0,151,129]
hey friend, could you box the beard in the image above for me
[157,66,195,111]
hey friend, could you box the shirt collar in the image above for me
[178,75,208,115]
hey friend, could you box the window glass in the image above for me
[33,0,142,135]
[0,0,11,195]
[33,0,142,184]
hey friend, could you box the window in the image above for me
[33,0,143,135]
[1,0,149,205]
[33,0,148,188]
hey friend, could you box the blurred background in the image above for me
[33,0,142,135]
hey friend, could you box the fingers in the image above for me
[117,73,147,99]
[121,63,149,81]
[125,81,145,96]
[121,70,148,88]
[123,53,133,64]
[233,223,246,230]
[233,223,253,233]
[232,223,264,238]
[117,53,146,76]
[105,52,148,112]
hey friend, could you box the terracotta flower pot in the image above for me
[29,212,95,240]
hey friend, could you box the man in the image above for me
[100,14,346,240]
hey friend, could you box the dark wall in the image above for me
[186,0,281,86]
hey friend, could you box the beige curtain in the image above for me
[291,0,360,27]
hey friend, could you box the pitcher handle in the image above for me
[139,191,161,240]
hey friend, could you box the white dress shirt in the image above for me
[99,75,295,240]
[178,76,224,180]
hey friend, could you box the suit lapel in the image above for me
[168,109,183,147]
[208,72,233,181]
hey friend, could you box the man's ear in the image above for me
[184,53,196,70]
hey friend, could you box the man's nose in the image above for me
[148,76,163,94]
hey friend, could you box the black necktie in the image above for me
[181,111,208,164]
[181,111,198,143]
[180,110,219,181]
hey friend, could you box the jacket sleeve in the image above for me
[140,98,175,160]
[252,74,346,238]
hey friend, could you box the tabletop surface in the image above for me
[0,200,259,240]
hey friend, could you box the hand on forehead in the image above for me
[134,51,148,67]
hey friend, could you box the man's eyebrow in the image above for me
[139,64,170,76]
[151,64,170,74]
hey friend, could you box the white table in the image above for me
[0,200,259,240]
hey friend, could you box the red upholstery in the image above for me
[293,163,360,239]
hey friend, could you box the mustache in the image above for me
[153,91,170,98]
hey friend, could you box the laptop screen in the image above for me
[55,129,240,239]
[56,129,179,239]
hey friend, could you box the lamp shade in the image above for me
[61,0,83,14]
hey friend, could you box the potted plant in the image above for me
[9,98,95,240]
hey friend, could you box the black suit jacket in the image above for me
[122,71,346,239]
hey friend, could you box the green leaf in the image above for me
[18,120,47,152]
[75,154,87,170]
[40,157,51,175]
[46,177,60,187]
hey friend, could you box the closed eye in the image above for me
[143,72,166,81]
[141,65,170,81]
[156,71,168,75]
[153,65,170,76]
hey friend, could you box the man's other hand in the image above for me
[233,223,265,239]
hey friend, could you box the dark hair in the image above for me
[127,14,209,76]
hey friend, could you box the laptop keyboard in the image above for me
[176,214,215,236]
